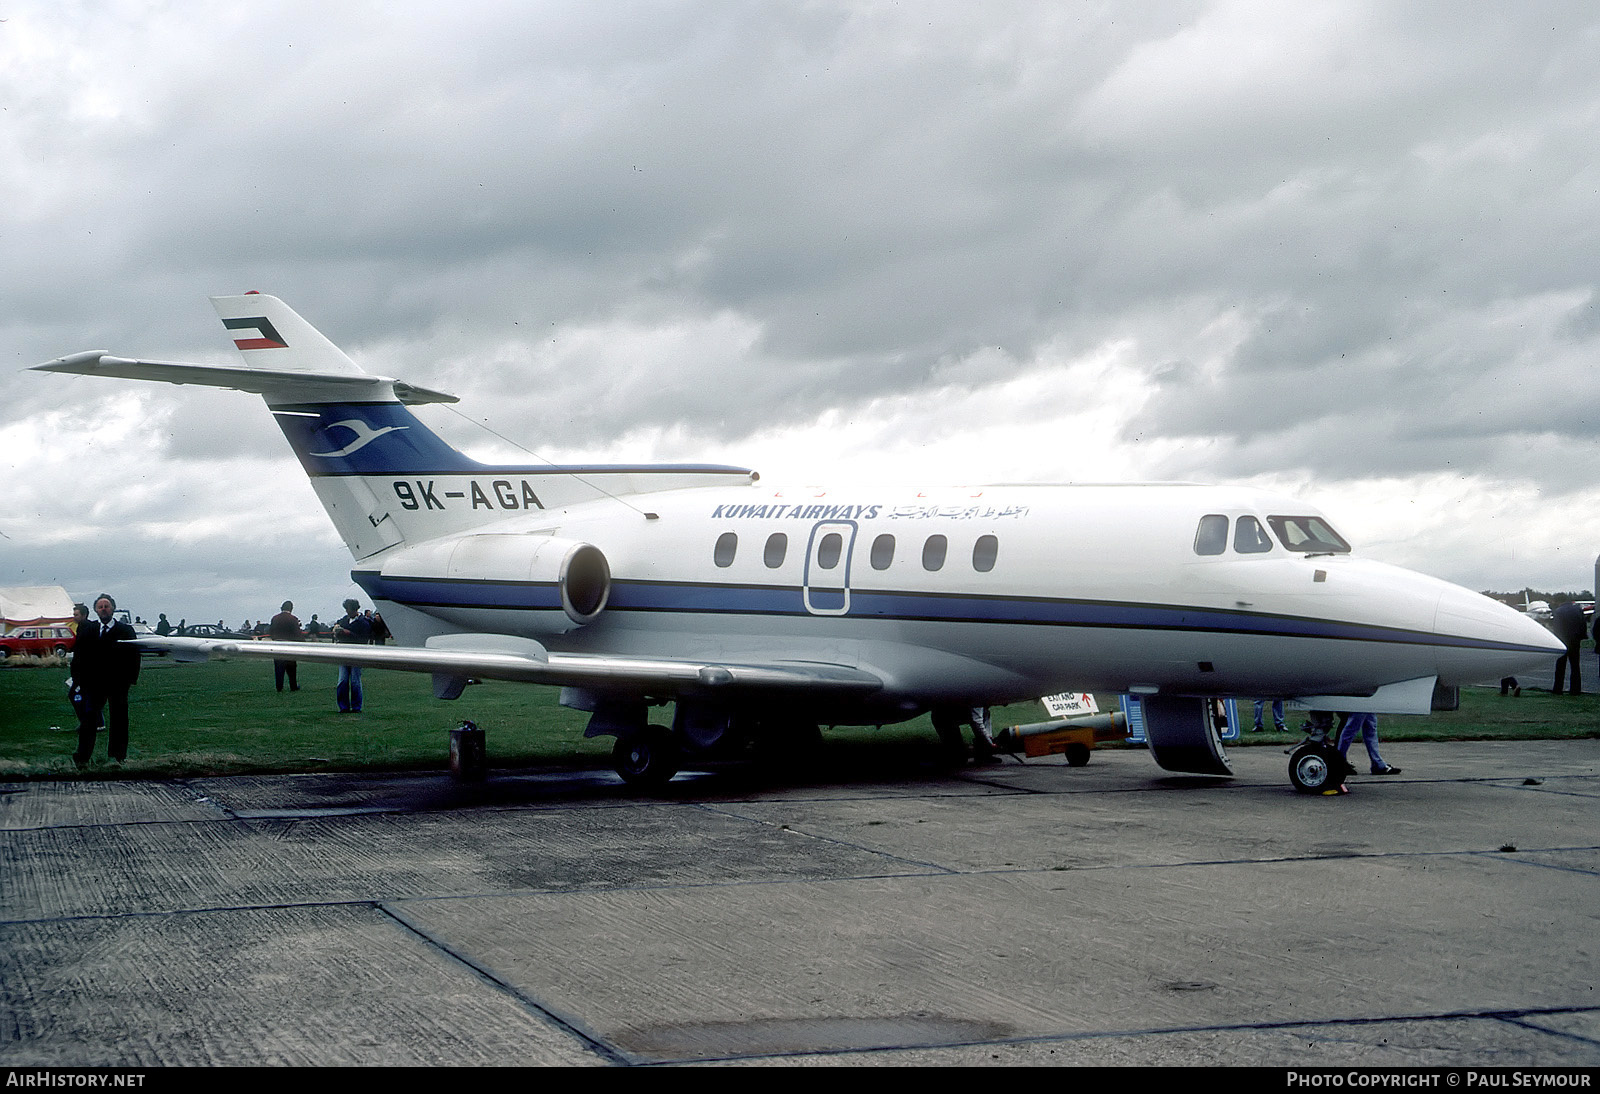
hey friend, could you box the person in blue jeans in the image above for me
[1338,712,1400,775]
[1252,699,1287,733]
[332,598,372,712]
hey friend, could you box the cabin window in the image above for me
[1233,516,1273,554]
[972,534,998,573]
[1194,514,1228,556]
[714,531,738,567]
[870,534,895,570]
[764,532,788,568]
[922,534,948,571]
[1267,515,1351,554]
[816,532,843,569]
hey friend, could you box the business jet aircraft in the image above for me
[35,295,1563,790]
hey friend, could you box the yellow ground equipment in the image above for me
[995,711,1129,767]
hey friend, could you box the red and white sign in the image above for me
[1040,692,1099,718]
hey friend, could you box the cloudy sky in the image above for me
[5,0,1600,626]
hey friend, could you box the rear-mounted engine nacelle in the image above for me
[545,539,610,626]
[379,533,611,632]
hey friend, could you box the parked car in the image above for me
[175,623,249,640]
[0,625,76,658]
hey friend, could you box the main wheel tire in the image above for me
[613,725,680,788]
[1064,742,1091,767]
[1289,743,1342,794]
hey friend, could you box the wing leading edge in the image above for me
[136,635,885,698]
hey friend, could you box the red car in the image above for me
[0,625,76,658]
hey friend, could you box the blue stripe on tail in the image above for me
[271,403,481,476]
[271,401,754,479]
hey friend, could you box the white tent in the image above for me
[0,586,75,633]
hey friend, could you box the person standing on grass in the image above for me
[1551,600,1586,695]
[332,598,371,713]
[268,600,304,692]
[69,594,141,767]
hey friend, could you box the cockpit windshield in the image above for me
[1267,515,1351,554]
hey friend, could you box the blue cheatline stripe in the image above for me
[350,571,1552,655]
[354,572,567,612]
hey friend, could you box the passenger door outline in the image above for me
[803,520,857,616]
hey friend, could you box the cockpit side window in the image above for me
[1194,514,1228,556]
[1233,515,1274,554]
[1268,515,1351,554]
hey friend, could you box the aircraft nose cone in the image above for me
[1432,585,1566,684]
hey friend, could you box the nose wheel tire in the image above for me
[614,725,680,788]
[1288,742,1347,794]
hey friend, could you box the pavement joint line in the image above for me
[9,841,1597,930]
[1016,844,1600,873]
[173,776,238,820]
[689,801,962,874]
[0,781,1037,833]
[1493,854,1600,878]
[1484,784,1600,800]
[625,1003,1600,1066]
[0,895,394,928]
[374,900,634,1066]
[1496,1015,1600,1049]
[0,795,721,834]
[955,771,1054,794]
[0,868,967,928]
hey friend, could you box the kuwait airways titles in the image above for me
[710,502,1030,521]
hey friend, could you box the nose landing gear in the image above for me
[1287,715,1352,794]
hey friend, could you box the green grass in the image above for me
[0,656,609,779]
[2,654,1594,780]
[1237,685,1600,744]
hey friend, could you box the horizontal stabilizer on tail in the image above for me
[32,351,457,405]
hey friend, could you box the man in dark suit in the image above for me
[1551,600,1587,696]
[268,599,304,692]
[70,593,141,766]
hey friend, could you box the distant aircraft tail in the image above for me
[34,294,753,561]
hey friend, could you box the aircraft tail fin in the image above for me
[213,292,365,374]
[34,294,756,563]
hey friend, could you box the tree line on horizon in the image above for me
[1481,590,1594,609]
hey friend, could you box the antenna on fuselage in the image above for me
[437,402,658,520]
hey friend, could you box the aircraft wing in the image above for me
[135,635,885,698]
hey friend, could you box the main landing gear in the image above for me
[612,725,680,788]
[598,707,825,789]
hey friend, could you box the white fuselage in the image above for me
[356,479,1558,721]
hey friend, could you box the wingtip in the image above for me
[31,350,108,373]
